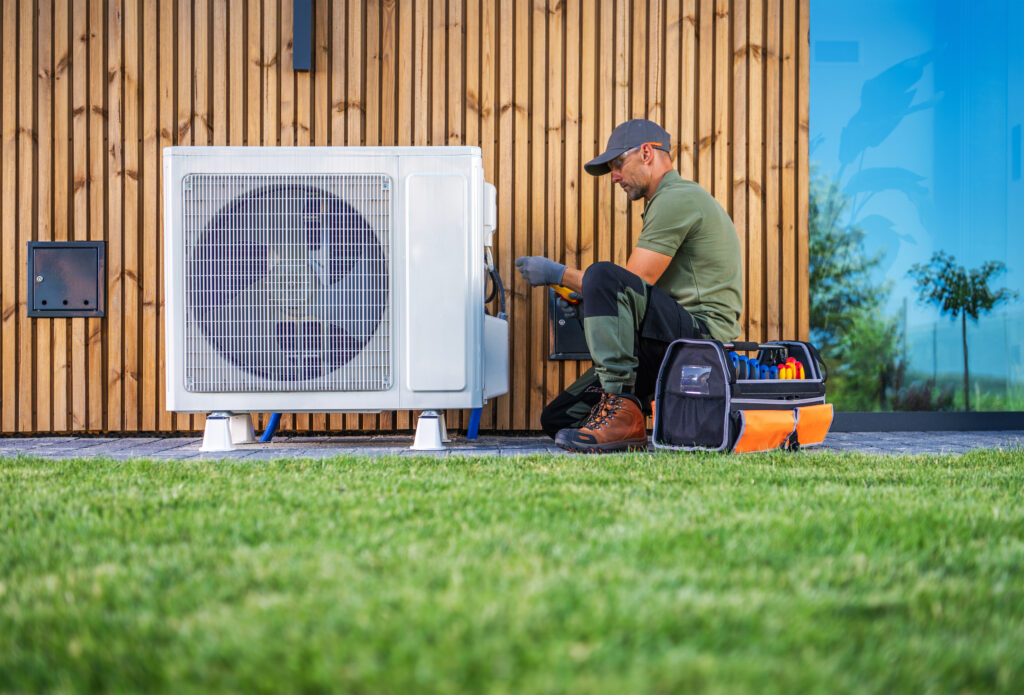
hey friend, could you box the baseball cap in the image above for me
[584,119,671,176]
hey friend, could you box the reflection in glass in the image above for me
[810,0,1023,411]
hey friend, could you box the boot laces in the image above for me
[582,394,625,431]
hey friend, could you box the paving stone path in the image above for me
[0,431,1021,460]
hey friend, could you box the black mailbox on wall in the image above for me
[27,241,106,318]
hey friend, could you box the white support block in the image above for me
[201,413,236,452]
[411,410,447,451]
[229,413,257,444]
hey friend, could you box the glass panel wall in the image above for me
[810,0,1023,412]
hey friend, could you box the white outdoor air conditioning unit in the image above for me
[163,146,508,450]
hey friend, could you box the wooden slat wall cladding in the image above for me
[0,0,808,434]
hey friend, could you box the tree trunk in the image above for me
[962,311,970,412]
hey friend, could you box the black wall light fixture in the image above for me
[293,0,312,71]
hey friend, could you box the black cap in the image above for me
[584,119,671,176]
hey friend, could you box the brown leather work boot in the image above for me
[554,392,649,453]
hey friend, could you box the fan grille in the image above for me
[182,173,391,393]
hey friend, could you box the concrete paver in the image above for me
[0,431,1020,459]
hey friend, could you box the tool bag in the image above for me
[652,339,833,453]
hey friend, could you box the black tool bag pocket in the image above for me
[653,339,732,451]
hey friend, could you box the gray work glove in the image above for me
[515,256,566,287]
[557,292,583,320]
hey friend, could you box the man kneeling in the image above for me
[515,119,743,453]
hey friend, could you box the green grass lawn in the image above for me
[2,450,1023,694]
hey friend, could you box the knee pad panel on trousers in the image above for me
[581,262,645,318]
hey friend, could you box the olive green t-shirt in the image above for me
[636,170,743,342]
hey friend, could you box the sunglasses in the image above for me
[609,142,664,171]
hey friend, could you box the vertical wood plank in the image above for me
[157,0,174,431]
[529,0,545,427]
[626,0,644,253]
[194,0,210,146]
[54,0,71,432]
[665,0,681,168]
[544,0,562,412]
[647,0,663,125]
[313,0,328,146]
[732,0,749,340]
[229,0,245,146]
[18,0,36,431]
[596,0,612,267]
[611,0,628,266]
[697,0,713,190]
[430,0,445,145]
[212,0,227,145]
[582,3,597,387]
[71,0,88,430]
[381,0,396,145]
[413,0,428,147]
[465,0,479,150]
[765,0,780,341]
[747,0,763,343]
[331,0,346,144]
[495,0,513,430]
[680,0,697,180]
[262,0,277,147]
[511,0,528,430]
[563,0,581,390]
[797,0,809,341]
[279,0,293,148]
[447,0,462,146]
[2,0,18,432]
[122,0,140,430]
[781,0,796,341]
[37,0,53,432]
[140,0,157,430]
[247,0,261,145]
[87,0,105,430]
[106,0,123,431]
[714,0,730,208]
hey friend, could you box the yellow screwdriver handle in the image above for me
[548,284,580,304]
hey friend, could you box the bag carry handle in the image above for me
[805,342,829,383]
[725,341,761,352]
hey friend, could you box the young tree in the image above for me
[908,252,1018,411]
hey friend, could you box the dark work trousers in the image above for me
[539,262,710,439]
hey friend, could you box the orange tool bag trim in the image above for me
[791,403,834,449]
[652,338,831,453]
[733,409,797,453]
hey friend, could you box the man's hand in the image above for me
[557,292,583,320]
[515,256,566,287]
